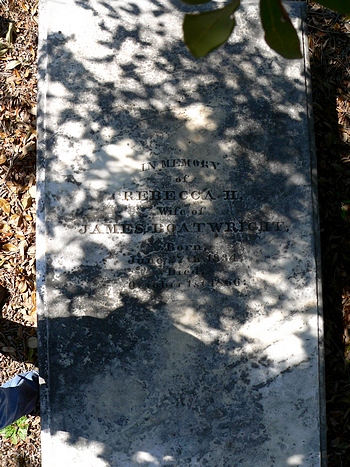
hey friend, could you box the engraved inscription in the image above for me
[79,220,287,235]
[75,157,290,292]
[141,158,220,171]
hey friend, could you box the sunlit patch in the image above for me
[287,454,304,465]
[237,310,312,365]
[171,306,221,344]
[48,431,108,466]
[132,451,160,464]
[173,103,217,131]
[105,141,137,170]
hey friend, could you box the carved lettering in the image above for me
[141,159,220,171]
[223,190,239,200]
[122,190,217,202]
[79,221,287,235]
[157,207,187,215]
[75,163,290,295]
[165,243,203,252]
[167,266,200,276]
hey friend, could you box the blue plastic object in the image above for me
[0,371,39,429]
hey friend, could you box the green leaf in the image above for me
[180,0,211,5]
[16,416,29,427]
[183,0,240,58]
[17,426,28,440]
[0,416,29,444]
[316,0,350,15]
[260,0,302,59]
[11,432,18,445]
[27,347,34,361]
[0,425,15,438]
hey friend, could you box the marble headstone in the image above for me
[37,0,326,465]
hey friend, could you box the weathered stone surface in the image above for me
[37,0,326,465]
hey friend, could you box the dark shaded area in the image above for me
[0,15,14,38]
[0,320,38,365]
[47,303,269,461]
[0,287,38,364]
[0,285,8,310]
[307,4,350,465]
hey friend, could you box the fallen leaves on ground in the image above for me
[308,2,350,465]
[0,0,40,465]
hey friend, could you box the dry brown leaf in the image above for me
[5,59,21,71]
[0,223,8,233]
[27,245,35,256]
[18,240,27,259]
[21,196,32,210]
[9,214,22,228]
[29,45,36,60]
[2,243,17,252]
[22,142,36,155]
[28,185,36,198]
[0,198,11,215]
[17,280,27,293]
[2,346,16,353]
[20,0,29,11]
[13,68,22,81]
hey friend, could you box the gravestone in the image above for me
[37,0,326,465]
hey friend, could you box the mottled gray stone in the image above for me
[37,0,326,465]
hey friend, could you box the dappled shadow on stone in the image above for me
[37,0,324,465]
